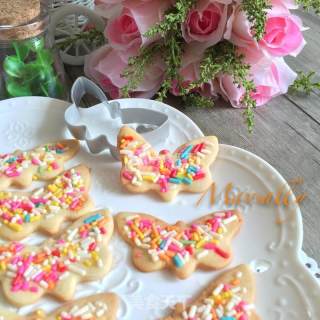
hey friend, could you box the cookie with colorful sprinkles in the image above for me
[117,126,219,202]
[0,164,94,241]
[0,292,119,320]
[0,210,114,306]
[116,210,243,279]
[0,140,80,191]
[162,264,260,320]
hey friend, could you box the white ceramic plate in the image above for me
[0,97,319,319]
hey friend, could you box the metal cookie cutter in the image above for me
[65,77,170,160]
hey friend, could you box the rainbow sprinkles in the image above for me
[116,210,242,279]
[0,143,66,177]
[0,140,79,190]
[118,127,219,201]
[0,165,92,240]
[181,271,255,320]
[162,265,259,320]
[0,210,113,306]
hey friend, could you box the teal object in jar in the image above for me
[0,1,66,100]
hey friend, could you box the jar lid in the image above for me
[0,0,47,41]
[0,0,41,26]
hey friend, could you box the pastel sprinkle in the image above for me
[0,168,87,231]
[0,213,106,293]
[119,135,212,193]
[56,300,108,319]
[84,213,103,224]
[181,274,254,320]
[173,255,184,268]
[0,143,68,178]
[122,211,238,269]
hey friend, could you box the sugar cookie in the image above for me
[116,210,242,279]
[0,164,93,240]
[0,292,119,320]
[0,140,80,190]
[117,126,219,201]
[0,210,113,306]
[162,264,260,320]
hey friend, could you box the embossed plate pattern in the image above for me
[0,97,319,319]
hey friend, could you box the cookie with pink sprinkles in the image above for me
[162,264,260,320]
[118,126,219,202]
[116,210,243,279]
[0,210,113,306]
[0,164,93,241]
[0,140,80,191]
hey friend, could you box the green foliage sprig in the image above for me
[145,0,196,38]
[296,0,320,13]
[289,71,320,94]
[121,44,161,97]
[156,33,184,101]
[183,93,215,108]
[122,0,196,100]
[145,0,196,100]
[242,0,271,40]
[187,42,256,132]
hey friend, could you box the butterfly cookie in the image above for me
[116,210,243,279]
[0,164,94,241]
[0,210,113,306]
[0,140,80,190]
[117,126,219,201]
[162,264,260,320]
[0,293,119,320]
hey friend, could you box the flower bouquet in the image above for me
[86,0,319,131]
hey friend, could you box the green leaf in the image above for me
[296,0,320,14]
[42,77,64,98]
[12,41,31,61]
[289,71,320,95]
[20,63,44,81]
[36,49,54,66]
[6,79,32,97]
[3,56,25,77]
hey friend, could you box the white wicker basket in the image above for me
[49,0,95,32]
[50,0,94,11]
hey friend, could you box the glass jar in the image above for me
[0,1,67,100]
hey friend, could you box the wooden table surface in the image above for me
[66,9,320,264]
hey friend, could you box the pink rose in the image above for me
[250,57,296,106]
[105,0,171,57]
[226,3,306,57]
[218,74,245,108]
[182,0,230,48]
[216,56,296,107]
[105,8,142,59]
[84,45,165,99]
[259,5,306,57]
[225,4,259,49]
[124,0,172,44]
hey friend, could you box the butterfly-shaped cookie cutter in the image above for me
[65,77,170,160]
